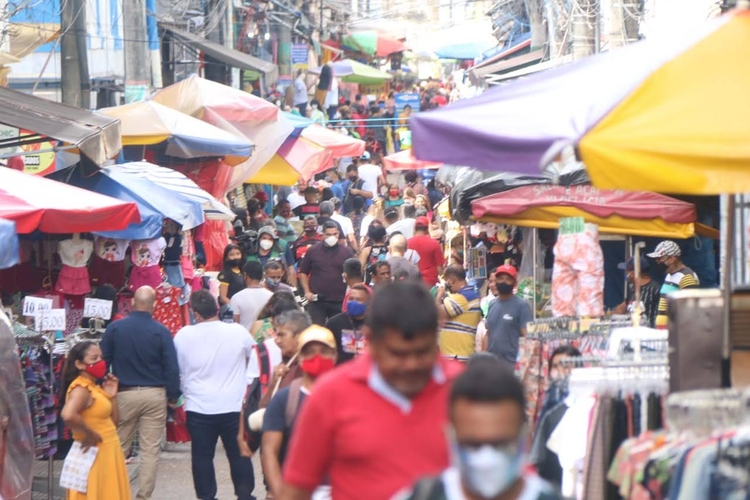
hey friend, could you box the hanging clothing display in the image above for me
[55,238,94,295]
[129,237,166,291]
[163,232,185,287]
[181,230,196,281]
[153,285,184,336]
[551,223,604,317]
[89,237,129,288]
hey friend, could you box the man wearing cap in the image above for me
[408,216,445,287]
[614,257,661,328]
[484,265,533,372]
[436,265,482,359]
[647,241,699,329]
[261,325,338,498]
[293,216,323,265]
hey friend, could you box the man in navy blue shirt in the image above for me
[101,286,180,500]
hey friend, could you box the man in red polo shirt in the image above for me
[408,217,445,287]
[279,282,463,500]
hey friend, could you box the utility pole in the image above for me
[60,0,90,107]
[572,0,596,60]
[123,0,150,103]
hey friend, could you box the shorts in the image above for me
[55,265,91,295]
[164,262,185,288]
[129,265,162,291]
[89,256,126,288]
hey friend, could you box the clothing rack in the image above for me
[13,322,57,500]
[568,358,670,398]
[664,388,750,436]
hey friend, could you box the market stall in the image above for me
[0,218,20,270]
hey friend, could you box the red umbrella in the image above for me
[0,168,141,234]
[383,149,443,171]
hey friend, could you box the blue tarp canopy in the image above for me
[434,41,496,60]
[0,218,20,270]
[283,112,313,138]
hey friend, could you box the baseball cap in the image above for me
[617,257,650,271]
[254,191,269,203]
[495,264,518,280]
[258,226,278,239]
[360,151,371,161]
[298,325,337,352]
[415,216,430,228]
[647,241,681,259]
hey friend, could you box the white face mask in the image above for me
[324,236,338,247]
[259,239,274,251]
[455,443,523,499]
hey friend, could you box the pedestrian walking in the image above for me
[395,356,562,500]
[174,290,256,500]
[100,286,181,500]
[261,325,338,498]
[278,281,463,500]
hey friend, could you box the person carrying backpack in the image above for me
[261,325,338,499]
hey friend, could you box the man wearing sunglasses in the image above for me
[395,357,561,500]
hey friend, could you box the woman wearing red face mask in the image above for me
[60,341,131,499]
[261,325,338,498]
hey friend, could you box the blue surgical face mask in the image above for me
[266,277,281,288]
[346,300,368,318]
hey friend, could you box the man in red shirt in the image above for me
[279,282,463,500]
[408,217,445,287]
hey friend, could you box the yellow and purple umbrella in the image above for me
[412,9,750,195]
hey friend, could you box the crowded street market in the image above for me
[0,0,748,499]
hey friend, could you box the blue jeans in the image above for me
[185,411,255,500]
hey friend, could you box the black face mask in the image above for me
[655,260,670,272]
[496,282,514,295]
[227,258,243,268]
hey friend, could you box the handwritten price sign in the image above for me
[23,297,53,317]
[83,298,113,320]
[35,309,66,332]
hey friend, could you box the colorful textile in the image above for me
[551,228,604,317]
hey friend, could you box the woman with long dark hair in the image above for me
[218,243,246,306]
[60,341,130,499]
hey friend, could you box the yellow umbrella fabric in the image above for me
[247,155,300,185]
[579,12,750,195]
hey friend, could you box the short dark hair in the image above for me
[366,281,437,341]
[190,289,219,319]
[246,198,260,215]
[443,265,466,281]
[343,258,363,278]
[304,186,318,196]
[352,196,365,210]
[404,171,418,183]
[346,163,358,174]
[450,359,526,420]
[322,221,339,233]
[549,345,582,372]
[243,260,264,281]
[276,199,290,209]
[402,204,416,219]
[264,260,284,273]
[374,261,391,272]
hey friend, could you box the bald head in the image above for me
[133,286,156,313]
[389,234,408,256]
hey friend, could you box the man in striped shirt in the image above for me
[647,241,700,329]
[615,257,661,328]
[436,265,481,359]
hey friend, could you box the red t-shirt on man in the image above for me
[282,353,462,500]
[408,234,445,287]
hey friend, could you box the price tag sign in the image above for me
[23,297,53,317]
[83,298,113,320]
[35,309,66,332]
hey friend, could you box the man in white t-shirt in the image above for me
[286,179,308,212]
[358,151,385,200]
[173,290,256,500]
[231,261,274,330]
[386,203,417,239]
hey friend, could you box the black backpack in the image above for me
[241,342,272,452]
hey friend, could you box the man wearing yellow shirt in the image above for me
[436,265,482,359]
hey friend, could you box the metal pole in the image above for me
[123,0,151,102]
[532,228,538,319]
[721,195,735,363]
[60,0,88,106]
[319,0,324,37]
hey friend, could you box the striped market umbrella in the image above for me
[342,31,407,57]
[412,8,750,195]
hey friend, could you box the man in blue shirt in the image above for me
[100,286,180,500]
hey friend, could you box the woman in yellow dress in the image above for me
[60,341,131,499]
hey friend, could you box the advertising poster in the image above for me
[292,43,308,71]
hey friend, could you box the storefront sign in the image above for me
[83,298,113,320]
[19,129,57,176]
[292,44,308,71]
[23,296,53,317]
[35,309,66,332]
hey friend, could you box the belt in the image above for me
[119,385,165,392]
[163,261,181,266]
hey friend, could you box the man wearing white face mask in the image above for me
[394,356,562,500]
[299,221,355,326]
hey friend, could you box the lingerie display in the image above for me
[89,237,129,288]
[54,237,93,295]
[129,237,167,291]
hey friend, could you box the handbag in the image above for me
[248,352,298,431]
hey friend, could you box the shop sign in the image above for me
[35,309,66,332]
[292,44,308,71]
[83,298,113,320]
[19,129,57,176]
[23,296,53,317]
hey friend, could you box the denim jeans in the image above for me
[185,411,255,500]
